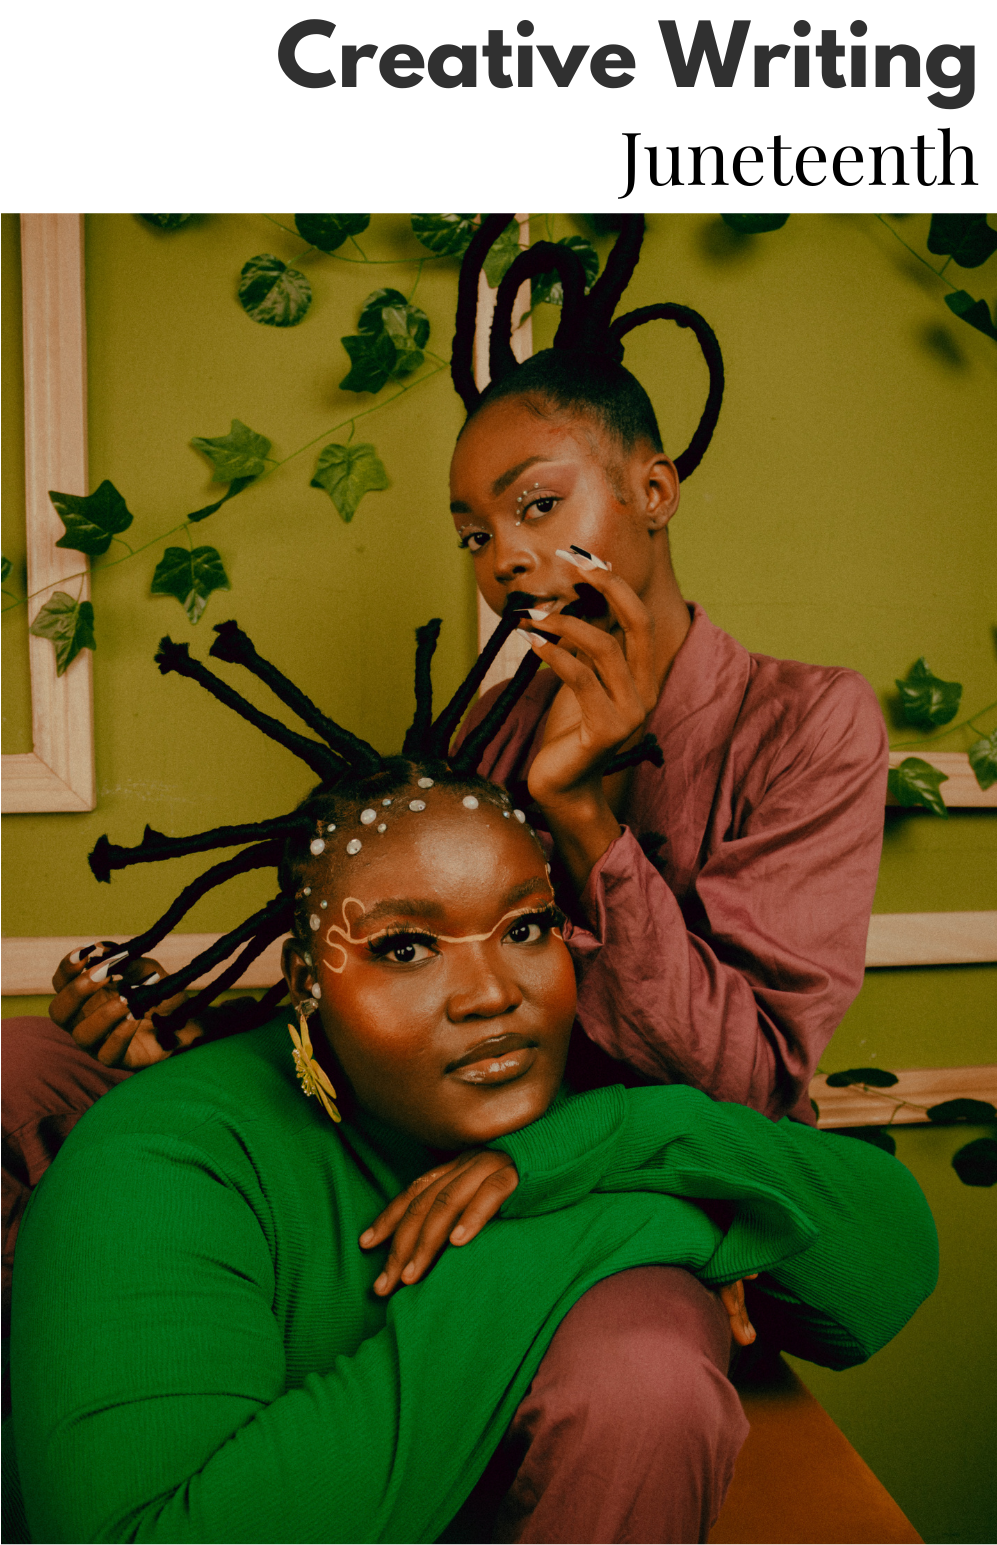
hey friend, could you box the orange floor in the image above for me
[709,1359,921,1545]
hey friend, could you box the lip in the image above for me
[446,1032,539,1086]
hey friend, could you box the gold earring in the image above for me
[289,1001,341,1124]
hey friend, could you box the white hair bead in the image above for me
[409,799,426,812]
[513,809,526,823]
[360,808,376,825]
[377,823,387,833]
[346,838,362,855]
[310,982,322,1000]
[417,776,434,788]
[310,838,326,855]
[309,914,320,931]
[462,795,479,809]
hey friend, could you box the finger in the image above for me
[50,961,124,1033]
[524,613,649,713]
[360,1157,468,1250]
[719,1281,756,1348]
[69,993,134,1055]
[447,1160,519,1245]
[554,557,658,704]
[521,637,643,755]
[51,940,117,994]
[94,1004,144,1067]
[373,1160,489,1294]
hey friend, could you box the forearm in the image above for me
[538,785,622,897]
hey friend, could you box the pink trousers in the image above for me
[2,1017,747,1543]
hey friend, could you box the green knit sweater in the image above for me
[10,1016,936,1544]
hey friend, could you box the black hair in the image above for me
[92,611,656,1050]
[451,215,724,482]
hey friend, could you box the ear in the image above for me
[643,453,680,532]
[282,937,312,1005]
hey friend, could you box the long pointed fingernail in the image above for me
[90,951,128,982]
[142,972,162,986]
[569,544,611,571]
[522,631,548,647]
[69,944,97,964]
[527,607,553,621]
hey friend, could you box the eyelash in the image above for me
[457,495,562,552]
[365,905,565,963]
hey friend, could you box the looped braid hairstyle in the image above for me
[451,215,725,481]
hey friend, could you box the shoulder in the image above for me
[741,652,887,775]
[54,1016,305,1160]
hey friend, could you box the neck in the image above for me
[640,532,691,692]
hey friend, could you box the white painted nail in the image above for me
[523,631,548,647]
[69,948,86,964]
[142,972,162,986]
[569,544,611,571]
[527,608,554,622]
[90,951,128,982]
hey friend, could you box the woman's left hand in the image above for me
[719,1276,758,1347]
[359,1150,519,1295]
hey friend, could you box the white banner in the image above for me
[2,1,994,209]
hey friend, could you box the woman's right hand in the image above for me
[50,945,191,1069]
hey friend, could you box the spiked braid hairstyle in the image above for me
[451,215,725,479]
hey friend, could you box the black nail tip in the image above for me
[569,544,594,560]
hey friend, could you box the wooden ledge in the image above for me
[710,1358,921,1543]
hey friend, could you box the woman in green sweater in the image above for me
[11,754,938,1545]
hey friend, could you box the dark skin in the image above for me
[449,395,691,900]
[49,799,755,1341]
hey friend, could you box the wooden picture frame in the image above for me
[2,214,95,813]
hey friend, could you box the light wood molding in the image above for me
[812,1065,997,1128]
[2,214,95,813]
[5,910,995,997]
[887,750,995,808]
[865,910,997,967]
[474,215,534,696]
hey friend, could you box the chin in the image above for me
[443,1079,556,1149]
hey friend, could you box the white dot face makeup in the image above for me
[360,809,377,825]
[417,777,434,789]
[514,810,526,823]
[462,795,479,809]
[346,839,362,856]
[310,914,320,930]
[377,823,387,833]
[310,838,326,856]
[409,800,426,812]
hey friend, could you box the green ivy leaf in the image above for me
[952,1137,997,1187]
[310,442,390,522]
[190,420,272,482]
[824,1068,899,1089]
[294,213,370,252]
[895,657,962,728]
[151,546,230,624]
[339,330,397,394]
[483,221,522,288]
[139,214,194,230]
[926,1098,997,1125]
[968,730,997,791]
[28,592,96,675]
[186,476,256,523]
[926,214,997,269]
[944,290,997,341]
[50,480,134,556]
[837,1126,897,1155]
[238,255,312,327]
[1,555,11,582]
[721,214,791,234]
[887,757,949,818]
[411,214,478,258]
[358,288,430,348]
[532,236,600,307]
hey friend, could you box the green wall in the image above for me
[3,214,995,1541]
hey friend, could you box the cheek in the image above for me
[518,943,577,1026]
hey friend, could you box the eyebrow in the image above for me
[356,877,552,931]
[449,456,550,518]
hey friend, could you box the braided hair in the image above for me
[451,215,724,480]
[92,219,721,1049]
[92,607,655,1050]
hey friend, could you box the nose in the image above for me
[489,528,537,590]
[446,945,523,1022]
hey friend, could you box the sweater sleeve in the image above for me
[493,1084,938,1368]
[563,672,888,1122]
